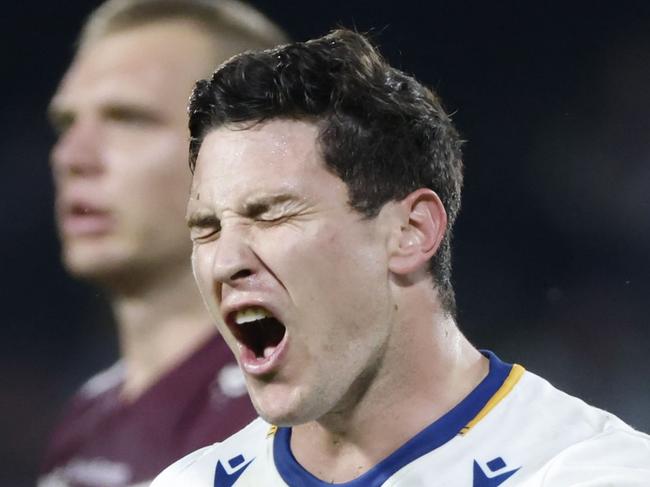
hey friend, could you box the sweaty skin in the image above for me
[188,119,487,482]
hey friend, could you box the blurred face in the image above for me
[49,21,218,285]
[189,119,397,425]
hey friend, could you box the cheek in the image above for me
[308,222,385,277]
[261,222,386,307]
[109,139,191,222]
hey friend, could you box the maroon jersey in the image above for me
[39,335,257,487]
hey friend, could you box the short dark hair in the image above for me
[188,29,464,316]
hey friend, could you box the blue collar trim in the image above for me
[273,350,511,487]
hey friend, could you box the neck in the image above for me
[109,266,215,401]
[291,282,488,483]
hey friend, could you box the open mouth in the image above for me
[228,307,286,359]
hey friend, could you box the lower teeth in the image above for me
[263,346,274,358]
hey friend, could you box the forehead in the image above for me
[190,119,345,208]
[51,20,216,112]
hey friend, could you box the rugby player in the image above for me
[40,1,287,486]
[153,29,650,486]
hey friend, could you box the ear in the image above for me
[388,188,447,276]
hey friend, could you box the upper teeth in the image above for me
[234,307,272,325]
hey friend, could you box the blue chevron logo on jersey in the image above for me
[214,454,253,487]
[473,457,519,486]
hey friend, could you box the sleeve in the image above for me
[535,429,650,486]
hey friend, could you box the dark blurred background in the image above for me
[2,1,649,485]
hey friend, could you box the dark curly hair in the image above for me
[188,29,464,316]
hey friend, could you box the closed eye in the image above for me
[188,213,221,243]
[191,227,220,242]
[257,214,291,225]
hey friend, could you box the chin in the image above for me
[251,386,324,427]
[258,408,310,428]
[61,244,130,283]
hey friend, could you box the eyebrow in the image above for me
[186,193,300,228]
[47,103,74,133]
[101,103,163,124]
[47,100,163,133]
[186,212,220,229]
[242,193,299,218]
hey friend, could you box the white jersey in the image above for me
[151,352,650,486]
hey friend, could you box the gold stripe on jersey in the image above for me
[459,364,525,435]
[267,425,278,438]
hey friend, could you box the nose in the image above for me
[50,117,104,179]
[210,223,256,288]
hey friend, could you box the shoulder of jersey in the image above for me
[78,361,125,399]
[516,370,638,436]
[151,417,270,486]
[522,427,650,485]
[508,370,650,483]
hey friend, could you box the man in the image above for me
[40,1,287,486]
[153,29,650,485]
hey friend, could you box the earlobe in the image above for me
[388,188,447,276]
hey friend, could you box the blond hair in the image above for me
[79,0,288,55]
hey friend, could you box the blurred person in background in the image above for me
[39,1,287,486]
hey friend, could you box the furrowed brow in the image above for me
[187,212,220,229]
[243,194,298,218]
